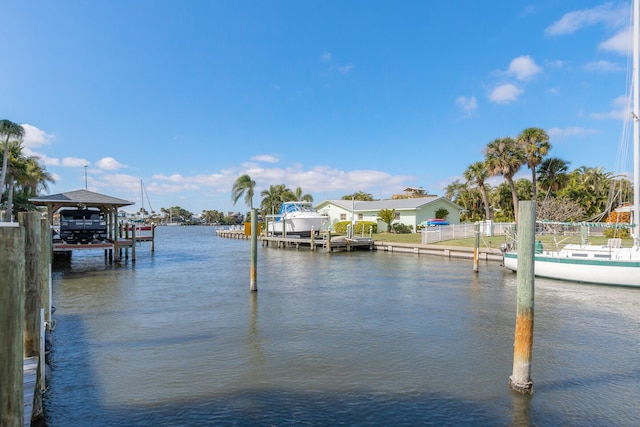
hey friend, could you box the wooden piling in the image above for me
[151,223,155,252]
[509,200,536,394]
[0,224,25,427]
[250,208,258,292]
[40,218,52,326]
[131,224,136,262]
[326,231,332,253]
[473,222,480,272]
[19,212,43,359]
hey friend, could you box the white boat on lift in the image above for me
[267,201,328,237]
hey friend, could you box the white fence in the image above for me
[421,221,514,245]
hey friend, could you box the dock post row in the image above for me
[1,213,52,426]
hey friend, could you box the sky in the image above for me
[1,1,636,215]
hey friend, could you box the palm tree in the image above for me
[463,161,491,220]
[231,174,256,210]
[0,120,25,206]
[377,208,396,232]
[259,184,292,216]
[517,127,550,201]
[537,157,570,200]
[293,186,313,202]
[484,137,523,222]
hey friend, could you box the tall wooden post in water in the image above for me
[250,208,258,292]
[19,212,43,359]
[0,224,25,426]
[509,200,536,394]
[473,222,480,272]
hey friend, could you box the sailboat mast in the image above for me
[634,0,640,243]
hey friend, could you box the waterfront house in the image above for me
[315,197,463,233]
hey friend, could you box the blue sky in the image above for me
[1,1,635,214]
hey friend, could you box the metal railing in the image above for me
[421,221,514,245]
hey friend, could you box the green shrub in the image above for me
[333,221,377,234]
[392,223,413,234]
[603,227,630,238]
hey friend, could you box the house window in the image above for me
[358,214,363,220]
[340,213,347,220]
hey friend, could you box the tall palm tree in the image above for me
[231,174,256,211]
[517,127,550,201]
[463,161,491,220]
[293,186,313,202]
[484,137,523,222]
[537,157,570,200]
[0,120,25,206]
[260,183,291,216]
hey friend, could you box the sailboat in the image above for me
[503,0,640,288]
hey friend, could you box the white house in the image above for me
[315,197,464,233]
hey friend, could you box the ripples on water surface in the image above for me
[42,226,639,426]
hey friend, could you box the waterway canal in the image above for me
[42,226,639,426]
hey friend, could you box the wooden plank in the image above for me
[23,356,38,427]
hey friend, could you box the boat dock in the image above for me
[215,229,374,251]
[53,224,155,261]
[215,229,503,261]
[23,357,38,426]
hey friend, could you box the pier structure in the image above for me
[30,189,155,261]
[215,228,503,261]
[215,228,374,251]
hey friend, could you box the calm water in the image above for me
[41,226,639,426]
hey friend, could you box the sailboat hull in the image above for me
[503,251,640,288]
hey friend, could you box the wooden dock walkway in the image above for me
[24,356,38,426]
[215,229,374,251]
[215,229,503,261]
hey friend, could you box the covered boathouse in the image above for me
[30,189,136,259]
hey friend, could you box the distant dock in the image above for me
[215,228,374,251]
[215,228,503,261]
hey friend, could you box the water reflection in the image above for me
[41,226,640,426]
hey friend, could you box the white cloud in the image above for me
[599,27,631,54]
[20,123,54,148]
[331,63,355,74]
[584,60,622,72]
[545,3,628,36]
[95,157,125,170]
[506,55,542,81]
[61,157,89,167]
[251,154,279,163]
[321,51,332,62]
[548,127,599,138]
[489,83,523,104]
[456,96,477,115]
[590,94,629,120]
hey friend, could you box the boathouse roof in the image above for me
[30,189,134,222]
[30,189,134,208]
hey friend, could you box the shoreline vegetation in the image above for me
[371,232,636,249]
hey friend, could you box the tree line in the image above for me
[446,127,630,223]
[0,120,55,221]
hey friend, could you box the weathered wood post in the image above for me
[151,223,155,252]
[250,208,258,292]
[326,230,332,253]
[509,200,536,394]
[19,212,43,359]
[40,218,52,326]
[310,227,315,251]
[131,223,137,261]
[0,223,25,427]
[19,212,45,416]
[473,222,480,272]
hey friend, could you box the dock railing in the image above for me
[421,221,514,245]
